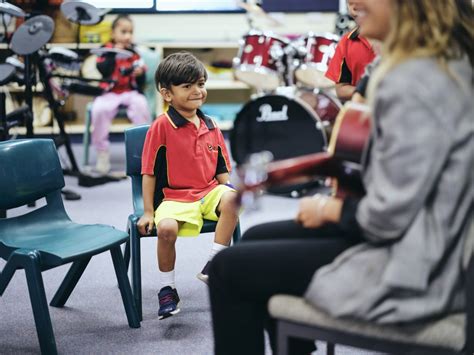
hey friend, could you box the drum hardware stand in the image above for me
[0,63,30,142]
[36,50,124,189]
[237,0,263,30]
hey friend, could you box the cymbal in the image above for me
[10,15,55,56]
[236,1,282,27]
[0,63,16,86]
[5,56,24,70]
[0,2,26,17]
[237,1,265,15]
[90,47,133,59]
[61,0,105,26]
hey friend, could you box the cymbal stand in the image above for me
[23,54,34,137]
[37,52,123,189]
[37,52,80,173]
[73,7,89,52]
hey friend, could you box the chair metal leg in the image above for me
[83,104,92,167]
[130,223,143,321]
[277,320,290,355]
[123,240,131,271]
[232,221,241,244]
[110,246,140,328]
[23,250,58,355]
[50,257,91,307]
[327,342,335,355]
[1,249,58,354]
[0,254,20,296]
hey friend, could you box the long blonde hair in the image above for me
[368,0,474,102]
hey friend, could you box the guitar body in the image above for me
[247,103,371,198]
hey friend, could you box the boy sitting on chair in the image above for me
[137,52,239,320]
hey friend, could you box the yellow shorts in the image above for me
[154,184,235,237]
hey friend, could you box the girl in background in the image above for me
[92,15,150,174]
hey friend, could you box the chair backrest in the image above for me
[124,125,150,216]
[136,46,160,118]
[0,139,64,210]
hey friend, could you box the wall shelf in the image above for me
[2,41,251,131]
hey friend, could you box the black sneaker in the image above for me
[158,286,180,320]
[196,261,211,284]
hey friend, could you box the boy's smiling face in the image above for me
[161,76,207,114]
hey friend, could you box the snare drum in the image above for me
[295,33,339,88]
[233,30,289,90]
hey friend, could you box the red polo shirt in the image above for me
[325,28,376,86]
[142,106,231,208]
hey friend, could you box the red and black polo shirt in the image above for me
[325,28,376,86]
[141,106,232,209]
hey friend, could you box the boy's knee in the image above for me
[218,192,238,216]
[157,220,178,242]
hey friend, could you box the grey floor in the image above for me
[0,142,381,354]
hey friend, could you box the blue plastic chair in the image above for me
[123,124,241,321]
[0,139,140,354]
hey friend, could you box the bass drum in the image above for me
[296,89,341,137]
[231,94,327,166]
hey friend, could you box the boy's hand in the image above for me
[137,213,154,235]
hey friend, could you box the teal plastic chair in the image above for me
[0,139,140,354]
[123,124,241,321]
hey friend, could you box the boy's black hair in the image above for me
[155,52,208,90]
[112,14,132,30]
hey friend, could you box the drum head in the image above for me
[231,95,327,165]
[295,64,335,88]
[0,64,16,86]
[234,68,281,90]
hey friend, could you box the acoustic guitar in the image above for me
[237,102,372,201]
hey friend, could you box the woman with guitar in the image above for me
[208,0,474,354]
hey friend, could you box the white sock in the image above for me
[209,242,228,261]
[159,269,175,289]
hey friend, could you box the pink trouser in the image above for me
[91,90,150,152]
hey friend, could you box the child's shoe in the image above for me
[158,286,180,320]
[196,261,211,284]
[95,150,111,175]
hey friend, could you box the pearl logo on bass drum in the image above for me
[256,104,289,122]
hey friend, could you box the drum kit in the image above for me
[230,3,344,197]
[0,1,128,203]
[231,10,343,196]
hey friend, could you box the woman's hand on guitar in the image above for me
[295,194,343,228]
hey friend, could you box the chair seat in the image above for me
[1,221,128,266]
[268,295,465,351]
